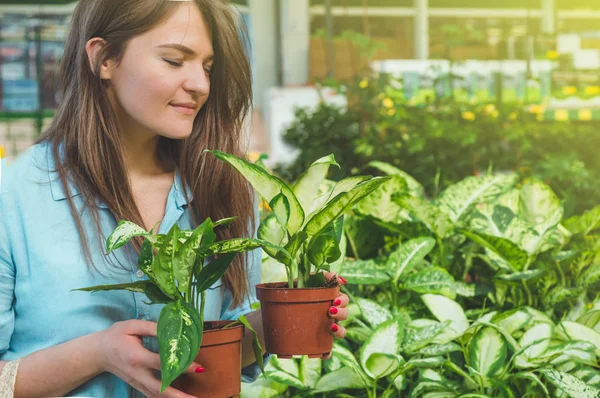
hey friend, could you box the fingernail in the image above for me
[331,324,339,332]
[329,306,338,315]
[338,276,348,285]
[195,366,205,373]
[333,298,342,306]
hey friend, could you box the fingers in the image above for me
[184,362,205,375]
[323,272,348,286]
[328,305,348,321]
[330,323,347,339]
[123,320,158,337]
[333,293,349,309]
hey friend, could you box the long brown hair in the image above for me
[38,0,254,306]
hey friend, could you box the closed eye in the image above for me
[163,58,183,67]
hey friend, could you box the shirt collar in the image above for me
[48,143,193,209]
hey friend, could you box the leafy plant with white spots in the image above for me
[208,150,390,288]
[247,165,600,397]
[75,217,280,392]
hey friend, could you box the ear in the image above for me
[85,37,116,80]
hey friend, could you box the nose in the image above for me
[182,67,210,97]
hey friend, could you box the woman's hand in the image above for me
[322,273,349,359]
[98,320,202,398]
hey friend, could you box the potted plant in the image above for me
[75,217,281,395]
[207,150,390,359]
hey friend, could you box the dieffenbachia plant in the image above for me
[75,217,286,391]
[207,150,391,288]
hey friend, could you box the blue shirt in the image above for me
[0,141,263,397]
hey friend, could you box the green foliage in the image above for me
[277,74,600,216]
[76,217,272,391]
[255,164,600,398]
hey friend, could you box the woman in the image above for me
[0,0,349,396]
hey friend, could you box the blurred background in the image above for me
[1,0,600,213]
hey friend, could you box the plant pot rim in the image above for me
[201,320,244,347]
[256,282,340,303]
[256,282,340,291]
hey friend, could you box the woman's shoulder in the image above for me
[0,141,51,198]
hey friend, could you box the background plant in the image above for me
[244,163,600,397]
[275,75,600,217]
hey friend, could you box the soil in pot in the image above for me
[256,281,340,359]
[171,320,244,398]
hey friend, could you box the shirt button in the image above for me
[136,270,145,278]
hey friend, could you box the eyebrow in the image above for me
[157,43,214,61]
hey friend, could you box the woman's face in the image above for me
[106,4,213,141]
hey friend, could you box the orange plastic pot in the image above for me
[256,282,340,359]
[172,321,244,397]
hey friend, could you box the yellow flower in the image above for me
[359,79,369,89]
[462,111,476,121]
[382,98,394,109]
[490,110,499,119]
[585,86,600,96]
[529,104,545,114]
[0,146,4,159]
[562,86,577,96]
[248,152,260,163]
[546,50,559,60]
[509,112,518,121]
[386,108,396,116]
[484,104,496,114]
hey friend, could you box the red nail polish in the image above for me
[195,366,205,373]
[333,298,342,306]
[338,276,348,285]
[331,324,339,332]
[329,306,338,315]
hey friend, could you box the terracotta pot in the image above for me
[256,282,340,359]
[172,320,244,398]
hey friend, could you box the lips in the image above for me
[170,101,198,115]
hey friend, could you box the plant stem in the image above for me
[443,361,478,389]
[521,280,533,307]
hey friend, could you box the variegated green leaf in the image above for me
[258,214,287,246]
[308,176,370,215]
[356,297,393,329]
[436,173,518,224]
[539,368,600,398]
[203,238,292,267]
[493,309,533,335]
[404,320,452,352]
[293,154,339,215]
[395,196,454,239]
[416,343,461,357]
[194,252,237,292]
[406,356,445,368]
[304,177,391,238]
[207,150,305,233]
[403,267,456,299]
[299,356,321,389]
[514,323,553,368]
[470,327,508,379]
[519,179,562,227]
[332,343,370,382]
[158,300,203,392]
[360,317,405,379]
[341,259,391,285]
[422,294,469,342]
[387,237,436,283]
[312,367,368,393]
[152,225,179,298]
[512,372,550,397]
[366,352,404,379]
[355,176,410,223]
[368,160,424,197]
[561,321,600,356]
[565,204,600,236]
[269,193,290,231]
[106,220,153,253]
[494,269,544,282]
[460,229,529,271]
[174,218,214,295]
